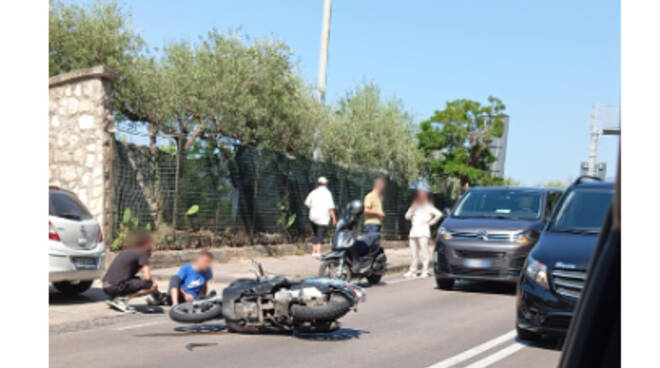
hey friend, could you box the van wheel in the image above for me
[53,280,93,295]
[435,277,454,290]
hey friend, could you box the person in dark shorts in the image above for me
[102,231,158,312]
[304,177,337,258]
[167,250,214,305]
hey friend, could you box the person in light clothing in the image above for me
[404,189,443,278]
[304,177,337,258]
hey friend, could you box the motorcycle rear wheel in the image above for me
[169,301,223,323]
[366,274,383,285]
[291,293,352,322]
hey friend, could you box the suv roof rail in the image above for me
[571,175,603,186]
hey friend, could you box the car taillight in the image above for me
[49,221,61,241]
[98,226,103,243]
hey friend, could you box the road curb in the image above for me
[118,240,410,270]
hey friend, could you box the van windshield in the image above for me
[453,190,543,220]
[550,188,613,233]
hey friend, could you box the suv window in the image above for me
[550,187,613,233]
[49,190,93,220]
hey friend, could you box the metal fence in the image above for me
[112,140,451,248]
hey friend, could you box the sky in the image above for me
[104,0,620,185]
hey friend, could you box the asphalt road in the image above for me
[50,275,562,368]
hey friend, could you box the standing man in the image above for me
[363,177,387,234]
[102,230,158,312]
[305,176,337,258]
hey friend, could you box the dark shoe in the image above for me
[146,291,167,306]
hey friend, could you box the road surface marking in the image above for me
[463,342,526,368]
[116,321,161,331]
[425,330,516,368]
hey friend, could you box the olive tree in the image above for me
[321,82,423,182]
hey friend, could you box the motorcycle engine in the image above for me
[234,301,259,322]
[273,289,296,318]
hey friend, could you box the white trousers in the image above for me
[408,237,430,272]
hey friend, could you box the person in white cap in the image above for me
[304,177,337,258]
[404,189,443,278]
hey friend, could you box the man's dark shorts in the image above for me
[103,277,153,299]
[311,222,328,244]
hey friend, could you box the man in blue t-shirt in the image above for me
[168,250,214,305]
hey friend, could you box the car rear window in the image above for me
[49,190,93,220]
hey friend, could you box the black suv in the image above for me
[516,177,614,340]
[434,186,563,289]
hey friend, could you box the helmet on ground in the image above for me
[347,200,364,215]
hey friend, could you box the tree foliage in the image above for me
[49,0,148,123]
[49,1,424,182]
[321,82,423,182]
[417,97,507,188]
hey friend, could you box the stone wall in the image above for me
[49,66,117,240]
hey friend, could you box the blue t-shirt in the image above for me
[176,263,213,299]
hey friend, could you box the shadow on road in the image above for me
[134,324,228,338]
[516,336,564,351]
[49,286,107,305]
[292,328,369,342]
[438,280,517,295]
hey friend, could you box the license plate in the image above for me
[72,257,98,270]
[463,259,492,268]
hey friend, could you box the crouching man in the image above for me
[102,231,158,312]
[168,250,214,305]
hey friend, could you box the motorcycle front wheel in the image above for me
[319,260,352,281]
[169,300,223,323]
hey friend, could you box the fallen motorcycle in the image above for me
[169,258,365,334]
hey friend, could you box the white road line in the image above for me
[463,343,526,368]
[115,321,161,331]
[425,330,516,368]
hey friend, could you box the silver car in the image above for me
[49,187,105,295]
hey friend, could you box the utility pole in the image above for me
[317,0,332,105]
[313,0,332,161]
[587,105,599,177]
[584,104,621,178]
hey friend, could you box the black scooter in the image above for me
[319,200,388,285]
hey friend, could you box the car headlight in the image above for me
[438,226,453,240]
[514,230,537,245]
[524,255,549,289]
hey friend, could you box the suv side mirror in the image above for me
[443,207,452,217]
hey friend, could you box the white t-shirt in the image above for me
[304,186,336,226]
[405,202,443,238]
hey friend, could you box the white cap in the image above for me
[317,176,328,184]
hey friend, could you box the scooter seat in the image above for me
[356,232,381,255]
